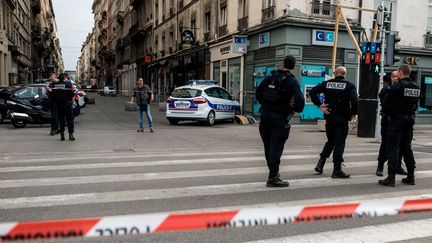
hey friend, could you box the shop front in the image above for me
[209,40,245,108]
[243,22,361,121]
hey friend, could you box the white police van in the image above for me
[166,80,241,126]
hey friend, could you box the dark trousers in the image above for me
[49,102,58,130]
[57,102,74,134]
[320,117,349,164]
[259,112,291,178]
[378,116,403,167]
[386,115,416,175]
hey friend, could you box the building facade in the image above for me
[79,0,432,119]
[0,0,63,86]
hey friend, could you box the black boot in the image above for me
[376,161,384,177]
[402,168,415,185]
[69,133,75,141]
[50,128,56,136]
[266,173,289,187]
[331,162,350,178]
[378,172,395,187]
[401,175,415,185]
[396,167,408,175]
[314,157,326,174]
[60,133,65,141]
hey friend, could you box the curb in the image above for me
[1,197,431,241]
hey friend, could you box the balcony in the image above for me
[31,0,41,14]
[204,32,212,42]
[129,22,144,42]
[8,45,21,56]
[218,25,227,37]
[116,11,125,25]
[130,0,141,7]
[238,16,248,31]
[261,6,275,23]
[310,2,335,19]
[116,38,124,51]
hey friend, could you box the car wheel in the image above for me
[206,110,215,126]
[12,119,26,128]
[168,118,179,125]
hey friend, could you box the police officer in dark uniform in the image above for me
[310,66,359,178]
[379,64,420,187]
[256,55,305,187]
[47,73,75,141]
[46,73,59,136]
[376,70,407,176]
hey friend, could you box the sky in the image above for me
[52,0,94,71]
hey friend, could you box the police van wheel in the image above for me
[168,119,179,125]
[206,111,215,126]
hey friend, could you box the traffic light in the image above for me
[385,34,401,65]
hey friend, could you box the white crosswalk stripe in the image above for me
[1,144,432,241]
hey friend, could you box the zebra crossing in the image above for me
[1,143,432,242]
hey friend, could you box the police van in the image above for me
[166,80,241,126]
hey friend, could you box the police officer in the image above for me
[376,70,407,176]
[48,73,75,141]
[256,55,305,187]
[46,73,59,136]
[310,66,359,178]
[379,64,420,187]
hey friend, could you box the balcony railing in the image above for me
[261,6,275,23]
[310,2,335,19]
[204,32,212,42]
[238,16,248,31]
[218,25,227,37]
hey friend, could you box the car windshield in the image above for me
[13,87,45,99]
[171,88,202,98]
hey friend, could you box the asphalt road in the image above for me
[1,93,432,242]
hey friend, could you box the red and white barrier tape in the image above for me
[1,197,432,241]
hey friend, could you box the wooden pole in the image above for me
[372,20,379,42]
[339,8,362,56]
[332,6,341,78]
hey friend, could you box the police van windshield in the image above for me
[171,88,202,98]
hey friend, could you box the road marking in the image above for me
[1,170,432,209]
[4,150,427,172]
[249,218,432,243]
[0,146,379,164]
[1,158,431,188]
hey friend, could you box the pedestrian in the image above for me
[376,70,407,176]
[50,73,75,141]
[310,66,359,178]
[255,55,305,187]
[379,64,420,187]
[46,73,59,136]
[131,78,154,133]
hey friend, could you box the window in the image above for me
[239,0,248,18]
[218,87,232,100]
[263,0,274,9]
[312,0,332,16]
[205,88,220,98]
[204,12,211,32]
[191,18,196,37]
[172,88,202,98]
[220,6,227,26]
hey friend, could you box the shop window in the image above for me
[421,75,432,110]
